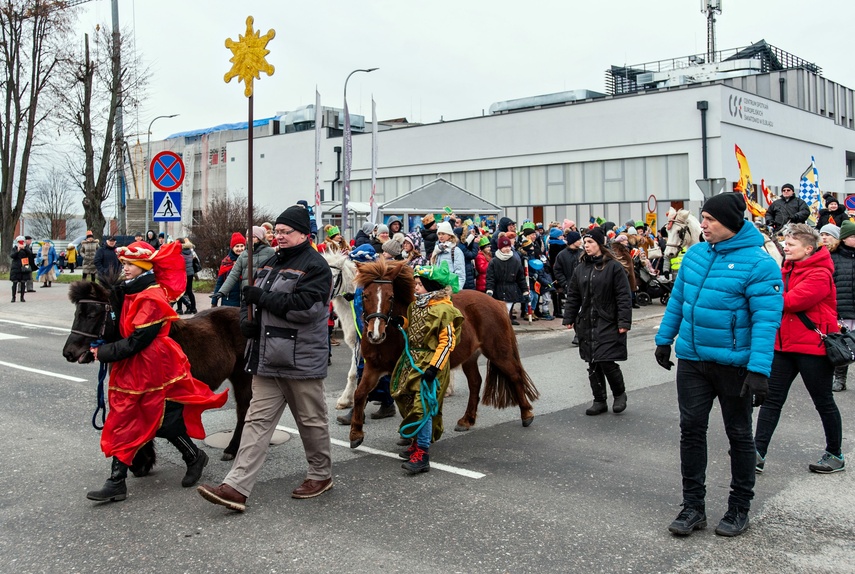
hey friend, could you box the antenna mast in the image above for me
[701,0,722,63]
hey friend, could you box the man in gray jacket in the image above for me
[198,205,333,512]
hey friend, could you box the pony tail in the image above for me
[483,359,540,408]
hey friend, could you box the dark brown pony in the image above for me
[62,280,252,462]
[348,259,539,448]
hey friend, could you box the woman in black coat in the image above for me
[816,194,849,229]
[485,234,529,326]
[9,236,34,303]
[563,228,632,415]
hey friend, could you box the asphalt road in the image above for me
[0,285,853,573]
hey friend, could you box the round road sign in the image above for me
[647,194,657,213]
[150,151,185,192]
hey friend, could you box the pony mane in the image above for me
[354,259,416,304]
[68,279,110,304]
[322,251,357,292]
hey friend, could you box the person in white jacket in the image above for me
[430,220,466,292]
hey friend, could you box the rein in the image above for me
[395,324,439,440]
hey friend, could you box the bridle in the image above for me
[70,299,114,341]
[363,279,395,324]
[329,264,345,298]
[665,224,689,252]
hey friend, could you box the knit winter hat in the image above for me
[565,230,582,244]
[382,239,403,257]
[820,224,840,239]
[361,221,376,235]
[781,183,795,192]
[376,224,389,235]
[436,220,454,236]
[230,232,246,249]
[824,194,839,208]
[275,205,311,235]
[548,228,564,239]
[349,244,378,263]
[702,192,746,233]
[562,219,575,231]
[839,220,855,241]
[497,235,512,250]
[252,226,266,242]
[586,228,606,246]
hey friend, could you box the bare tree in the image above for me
[0,0,75,265]
[190,195,274,271]
[27,167,78,239]
[55,24,148,241]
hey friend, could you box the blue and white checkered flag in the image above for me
[799,156,821,223]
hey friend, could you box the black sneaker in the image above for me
[715,506,749,537]
[755,451,765,474]
[668,506,707,536]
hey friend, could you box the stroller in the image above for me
[634,256,672,306]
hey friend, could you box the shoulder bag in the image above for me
[796,312,855,367]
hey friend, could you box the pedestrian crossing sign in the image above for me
[153,191,181,221]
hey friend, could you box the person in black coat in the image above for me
[830,220,855,391]
[420,214,439,258]
[353,222,375,248]
[94,236,122,282]
[563,228,632,416]
[765,183,810,232]
[816,194,850,229]
[485,234,529,326]
[454,225,479,290]
[9,236,34,302]
[553,230,582,324]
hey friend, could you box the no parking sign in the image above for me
[150,151,185,191]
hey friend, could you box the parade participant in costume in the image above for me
[36,240,58,288]
[86,241,229,503]
[390,261,464,474]
[66,242,78,272]
[211,232,246,307]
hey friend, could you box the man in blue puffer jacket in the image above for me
[654,192,783,539]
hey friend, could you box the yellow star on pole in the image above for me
[224,16,275,98]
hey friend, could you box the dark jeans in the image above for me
[755,351,842,458]
[178,274,196,312]
[676,359,755,510]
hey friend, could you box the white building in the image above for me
[150,41,855,237]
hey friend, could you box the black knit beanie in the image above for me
[275,205,311,235]
[586,227,606,247]
[702,193,746,233]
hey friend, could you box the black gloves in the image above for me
[654,345,674,370]
[243,285,264,306]
[422,365,439,384]
[741,372,768,407]
[210,292,223,307]
[388,315,405,329]
[342,292,355,302]
[239,319,260,339]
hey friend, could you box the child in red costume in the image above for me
[86,241,228,503]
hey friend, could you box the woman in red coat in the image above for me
[754,224,844,474]
[86,241,229,503]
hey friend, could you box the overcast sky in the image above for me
[74,0,854,142]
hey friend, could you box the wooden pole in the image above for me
[246,95,254,321]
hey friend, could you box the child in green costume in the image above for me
[390,261,464,474]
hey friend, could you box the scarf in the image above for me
[495,249,514,261]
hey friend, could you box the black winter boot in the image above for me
[586,365,608,415]
[87,457,128,502]
[402,446,430,474]
[169,434,208,487]
[833,365,847,392]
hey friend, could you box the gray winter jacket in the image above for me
[217,242,275,294]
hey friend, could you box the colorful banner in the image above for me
[733,144,765,217]
[342,100,352,236]
[370,97,379,224]
[314,89,322,230]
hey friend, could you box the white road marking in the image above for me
[0,360,87,382]
[0,319,68,332]
[275,424,487,479]
[0,333,25,341]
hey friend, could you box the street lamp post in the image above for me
[145,114,179,231]
[341,67,377,237]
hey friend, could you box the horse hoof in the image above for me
[335,400,353,410]
[522,416,534,427]
[350,438,363,449]
[454,424,471,432]
[221,452,235,461]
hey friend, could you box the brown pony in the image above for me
[348,259,539,448]
[62,280,252,462]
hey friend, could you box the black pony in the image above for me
[63,280,252,470]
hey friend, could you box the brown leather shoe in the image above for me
[197,483,246,512]
[291,477,333,499]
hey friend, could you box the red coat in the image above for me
[475,252,490,292]
[776,246,838,355]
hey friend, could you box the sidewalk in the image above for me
[511,302,666,333]
[0,281,77,329]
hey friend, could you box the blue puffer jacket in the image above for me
[655,222,783,376]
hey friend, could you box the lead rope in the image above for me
[396,324,439,439]
[90,339,107,430]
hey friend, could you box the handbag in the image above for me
[192,257,202,273]
[796,312,855,367]
[646,245,662,259]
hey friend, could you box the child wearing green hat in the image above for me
[389,260,464,474]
